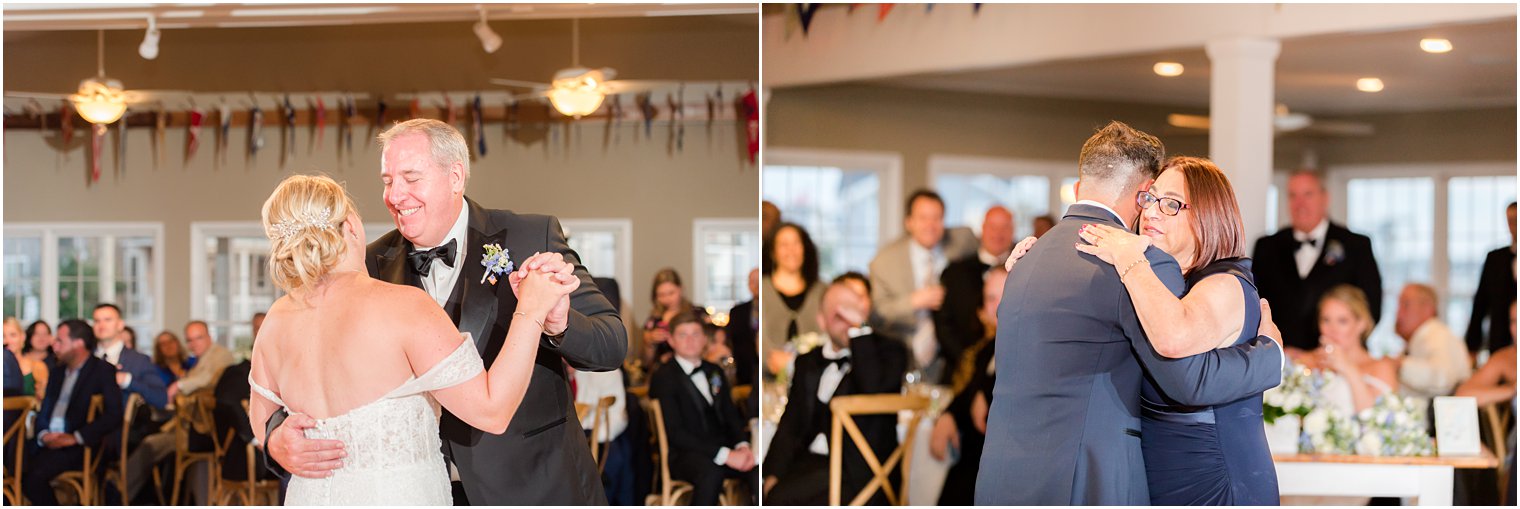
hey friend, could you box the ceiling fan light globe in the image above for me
[548,87,604,118]
[72,96,128,124]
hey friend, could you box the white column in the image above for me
[1205,38,1280,243]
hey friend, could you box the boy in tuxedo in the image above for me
[649,312,756,505]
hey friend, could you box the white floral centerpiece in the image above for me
[1354,393,1434,457]
[774,332,828,390]
[1300,405,1359,454]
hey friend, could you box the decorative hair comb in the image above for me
[271,207,334,240]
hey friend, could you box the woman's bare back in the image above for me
[253,272,452,420]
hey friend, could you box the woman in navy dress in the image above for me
[1071,156,1280,505]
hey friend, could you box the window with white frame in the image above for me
[3,224,164,350]
[1446,175,1517,333]
[692,219,760,316]
[1336,163,1515,358]
[561,218,634,305]
[763,149,902,280]
[929,156,1073,238]
[190,222,393,356]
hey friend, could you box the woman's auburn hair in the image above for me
[1164,156,1247,273]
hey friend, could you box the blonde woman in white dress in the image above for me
[248,175,577,505]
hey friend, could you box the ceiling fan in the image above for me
[1167,104,1374,137]
[489,18,675,118]
[5,30,186,124]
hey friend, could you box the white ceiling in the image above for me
[875,18,1516,116]
[2,3,758,31]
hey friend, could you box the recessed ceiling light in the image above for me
[1153,62,1184,77]
[1420,38,1453,53]
[1356,78,1384,93]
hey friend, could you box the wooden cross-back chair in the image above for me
[827,393,930,506]
[213,399,280,506]
[98,393,143,505]
[3,396,37,505]
[641,399,693,506]
[51,395,105,505]
[154,390,219,505]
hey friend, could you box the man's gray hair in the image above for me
[1077,121,1165,196]
[377,119,472,187]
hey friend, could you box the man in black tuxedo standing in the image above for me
[763,276,908,505]
[933,205,1013,383]
[726,268,760,388]
[1253,170,1383,358]
[649,312,756,505]
[265,119,626,505]
[23,319,124,506]
[1466,202,1517,358]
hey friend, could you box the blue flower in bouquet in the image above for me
[479,243,514,285]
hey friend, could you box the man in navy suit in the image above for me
[91,304,168,411]
[976,122,1284,505]
[23,319,124,506]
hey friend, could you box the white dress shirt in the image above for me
[573,368,628,443]
[416,201,470,308]
[809,341,851,455]
[95,340,132,388]
[1398,319,1474,401]
[41,364,85,446]
[1293,219,1329,280]
[908,241,946,369]
[1075,199,1129,230]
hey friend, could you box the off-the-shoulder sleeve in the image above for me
[390,334,485,398]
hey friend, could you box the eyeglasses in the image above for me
[1137,189,1190,216]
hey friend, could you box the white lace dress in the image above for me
[250,337,484,506]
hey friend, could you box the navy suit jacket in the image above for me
[975,204,1283,505]
[36,356,124,450]
[3,350,21,397]
[115,347,168,410]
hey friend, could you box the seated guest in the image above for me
[213,312,277,496]
[1032,214,1056,238]
[1312,285,1399,414]
[573,366,634,505]
[764,277,908,506]
[1455,302,1518,407]
[726,268,760,387]
[121,326,138,351]
[152,331,189,386]
[168,321,235,400]
[92,304,168,411]
[125,320,235,504]
[1394,283,1473,402]
[23,319,125,506]
[930,266,1005,505]
[763,223,825,380]
[4,317,44,397]
[642,268,708,369]
[650,313,756,505]
[22,320,56,397]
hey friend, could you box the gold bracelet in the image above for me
[513,311,545,332]
[1119,258,1149,281]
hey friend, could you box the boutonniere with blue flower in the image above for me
[480,243,514,285]
[708,371,723,397]
[1323,239,1346,267]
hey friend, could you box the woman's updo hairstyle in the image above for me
[262,174,359,293]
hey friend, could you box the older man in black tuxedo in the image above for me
[1252,170,1382,358]
[265,119,626,505]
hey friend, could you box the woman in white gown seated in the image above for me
[248,175,577,505]
[1307,284,1400,415]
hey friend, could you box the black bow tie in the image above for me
[825,355,850,368]
[408,239,457,277]
[1297,237,1318,250]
